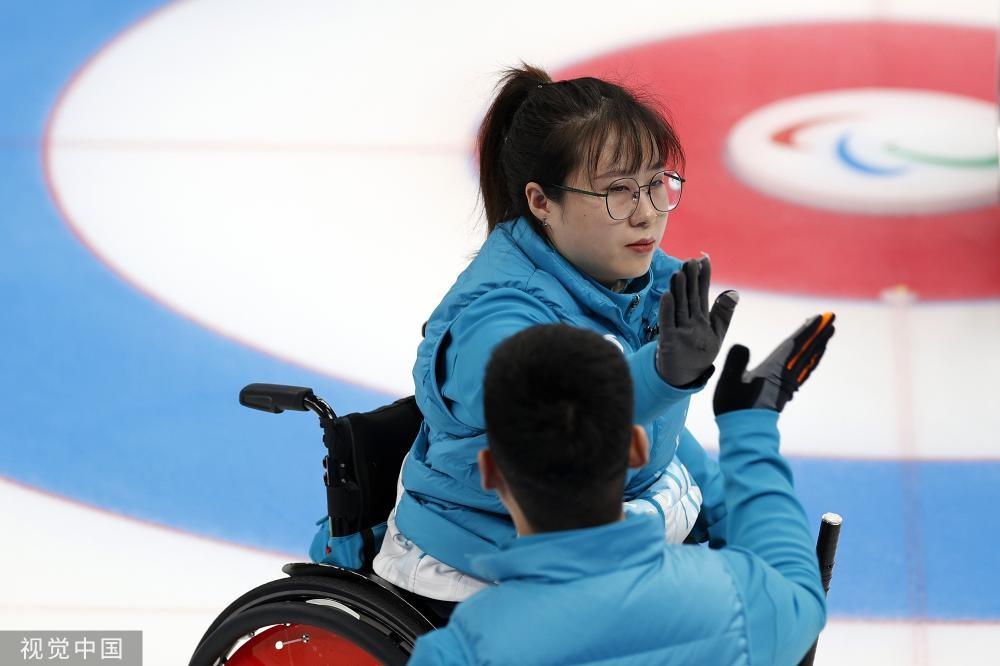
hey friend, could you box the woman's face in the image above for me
[540,149,669,290]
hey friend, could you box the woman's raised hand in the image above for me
[655,257,739,387]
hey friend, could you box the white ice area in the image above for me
[45,0,1000,461]
[0,478,291,666]
[2,477,997,665]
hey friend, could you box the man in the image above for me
[409,314,835,665]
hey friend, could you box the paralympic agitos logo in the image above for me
[726,88,998,216]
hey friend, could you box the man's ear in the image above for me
[524,182,553,223]
[627,425,650,469]
[478,448,502,492]
[479,447,534,536]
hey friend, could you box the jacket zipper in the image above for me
[625,294,640,316]
[621,295,642,348]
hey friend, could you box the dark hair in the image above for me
[477,63,684,234]
[483,324,635,532]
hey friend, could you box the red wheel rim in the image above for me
[224,623,383,665]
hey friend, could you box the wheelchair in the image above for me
[189,384,440,665]
[189,383,841,665]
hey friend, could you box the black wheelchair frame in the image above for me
[189,383,840,665]
[189,384,437,665]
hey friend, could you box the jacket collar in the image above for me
[505,217,654,305]
[469,512,664,584]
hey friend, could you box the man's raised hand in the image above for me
[713,313,836,416]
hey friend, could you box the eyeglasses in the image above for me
[548,170,685,221]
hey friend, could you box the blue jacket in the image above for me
[393,218,727,574]
[408,410,827,665]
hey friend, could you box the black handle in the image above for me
[239,383,315,413]
[798,512,843,666]
[816,512,842,594]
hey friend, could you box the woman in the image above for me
[373,63,739,604]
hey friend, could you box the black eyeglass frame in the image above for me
[546,170,686,221]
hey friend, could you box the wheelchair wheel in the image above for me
[190,600,410,665]
[197,574,433,648]
[191,573,435,665]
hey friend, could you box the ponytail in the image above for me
[477,64,552,231]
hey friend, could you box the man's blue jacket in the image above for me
[408,410,827,665]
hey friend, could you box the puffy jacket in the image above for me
[408,410,827,666]
[391,217,727,575]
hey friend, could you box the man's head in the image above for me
[479,324,648,534]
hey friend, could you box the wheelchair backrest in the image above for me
[323,396,423,536]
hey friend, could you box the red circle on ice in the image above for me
[554,22,1000,300]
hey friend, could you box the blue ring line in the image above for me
[836,133,908,176]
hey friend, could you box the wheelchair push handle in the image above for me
[798,511,843,666]
[239,383,336,419]
[817,512,842,594]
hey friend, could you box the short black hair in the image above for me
[483,324,635,532]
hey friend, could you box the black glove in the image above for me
[655,257,739,387]
[713,312,836,415]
